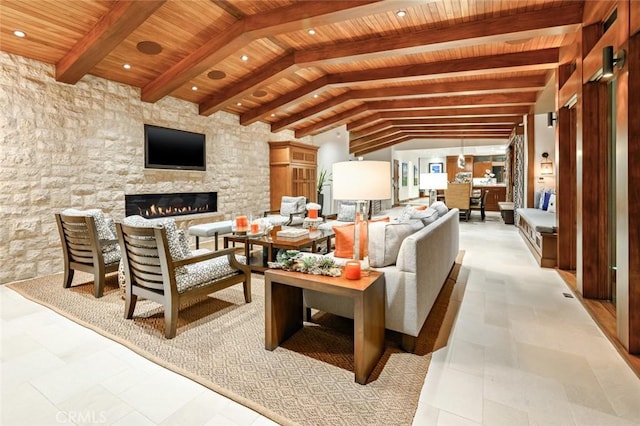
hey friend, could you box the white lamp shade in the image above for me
[332,161,391,200]
[420,173,448,190]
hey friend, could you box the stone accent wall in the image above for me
[0,53,310,284]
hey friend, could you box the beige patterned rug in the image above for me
[7,252,465,426]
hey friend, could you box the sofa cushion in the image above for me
[517,208,557,233]
[368,220,423,267]
[175,256,240,294]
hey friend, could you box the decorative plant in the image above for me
[317,168,332,194]
[268,250,342,277]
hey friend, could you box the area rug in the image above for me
[7,252,466,426]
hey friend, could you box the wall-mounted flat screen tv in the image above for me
[144,124,206,171]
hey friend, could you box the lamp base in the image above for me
[429,189,437,206]
[353,200,370,276]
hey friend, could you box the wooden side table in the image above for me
[264,269,385,385]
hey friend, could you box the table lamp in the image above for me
[332,160,391,273]
[420,173,448,206]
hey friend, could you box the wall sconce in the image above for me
[602,45,626,77]
[540,152,553,175]
[547,112,557,128]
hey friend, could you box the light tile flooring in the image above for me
[2,212,639,425]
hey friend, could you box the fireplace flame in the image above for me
[138,203,209,218]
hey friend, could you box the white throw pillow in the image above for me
[547,194,557,213]
[430,201,449,216]
[368,220,423,267]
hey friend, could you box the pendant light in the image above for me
[457,139,465,169]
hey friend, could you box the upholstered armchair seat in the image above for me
[264,195,307,226]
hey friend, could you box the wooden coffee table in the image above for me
[224,229,333,273]
[264,269,385,384]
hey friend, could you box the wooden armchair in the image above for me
[55,212,120,298]
[444,182,472,221]
[263,195,307,226]
[116,221,251,339]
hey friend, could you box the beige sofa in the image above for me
[304,207,460,352]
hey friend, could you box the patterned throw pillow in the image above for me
[121,215,187,273]
[337,201,357,222]
[547,194,557,213]
[61,208,115,241]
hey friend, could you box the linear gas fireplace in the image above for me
[125,192,217,219]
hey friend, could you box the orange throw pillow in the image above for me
[413,205,427,211]
[333,217,389,258]
[332,223,366,259]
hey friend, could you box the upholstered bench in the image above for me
[188,220,233,250]
[516,208,557,267]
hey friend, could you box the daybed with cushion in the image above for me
[304,202,460,352]
[517,191,557,267]
[116,215,251,338]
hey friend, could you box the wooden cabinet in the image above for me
[268,141,318,209]
[446,155,473,182]
[474,185,506,211]
[473,161,493,178]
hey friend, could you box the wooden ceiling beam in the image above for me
[306,103,530,137]
[349,133,509,156]
[244,49,556,123]
[142,0,411,103]
[351,124,515,143]
[333,49,559,87]
[260,75,544,128]
[351,126,513,147]
[239,76,330,125]
[292,105,369,138]
[299,2,583,65]
[350,118,520,140]
[365,92,537,111]
[199,55,299,115]
[230,4,578,121]
[55,0,166,84]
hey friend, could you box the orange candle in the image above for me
[250,222,259,234]
[308,209,318,219]
[344,260,361,280]
[236,215,248,228]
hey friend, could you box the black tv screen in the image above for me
[144,124,206,171]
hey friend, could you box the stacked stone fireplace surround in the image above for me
[0,52,311,284]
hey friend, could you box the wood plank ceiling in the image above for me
[0,0,584,155]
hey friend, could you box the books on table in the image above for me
[276,228,310,240]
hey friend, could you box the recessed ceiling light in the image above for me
[236,102,242,106]
[191,86,198,91]
[308,29,316,35]
[123,63,131,70]
[313,94,319,98]
[396,10,406,18]
[13,30,26,38]
[270,113,275,117]
[241,55,248,61]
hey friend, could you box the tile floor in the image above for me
[2,212,639,425]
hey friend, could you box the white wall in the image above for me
[534,113,557,192]
[393,150,421,201]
